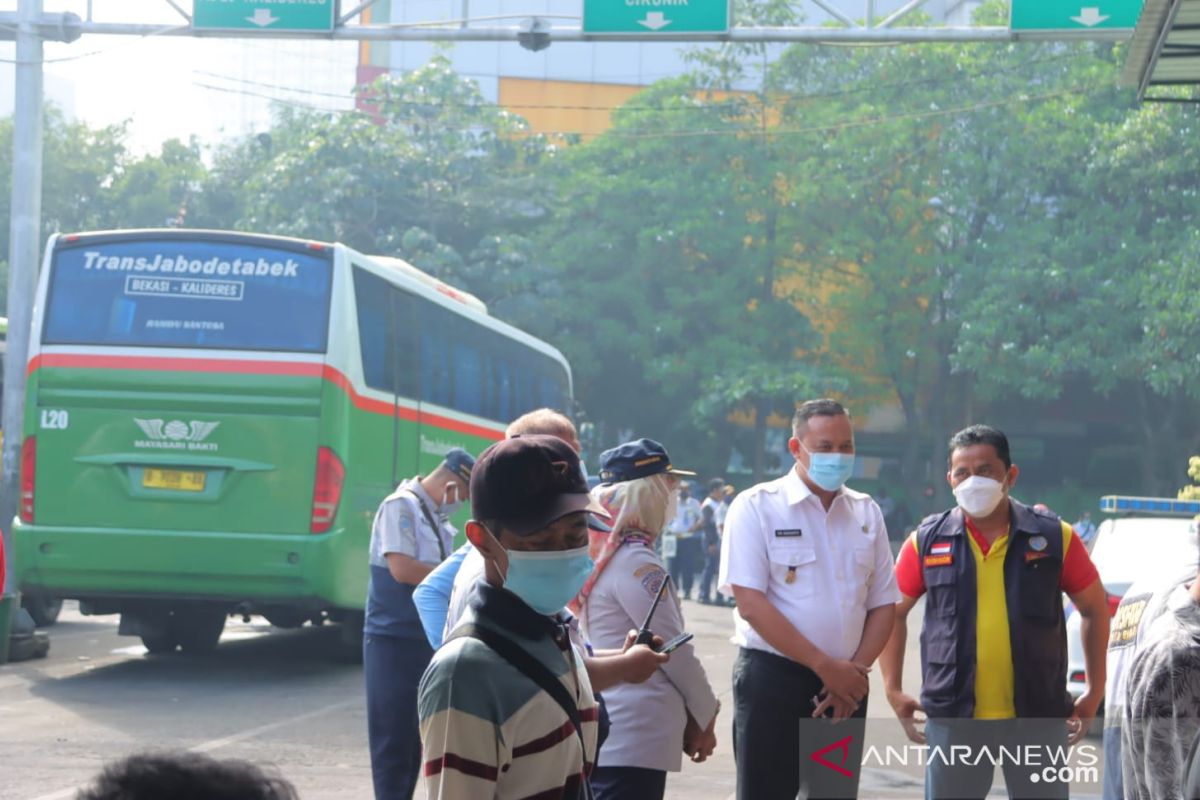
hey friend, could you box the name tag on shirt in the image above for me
[924,554,953,568]
[774,529,803,538]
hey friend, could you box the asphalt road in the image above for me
[0,597,1104,800]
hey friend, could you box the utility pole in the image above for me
[0,0,44,661]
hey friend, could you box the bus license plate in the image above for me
[143,468,206,492]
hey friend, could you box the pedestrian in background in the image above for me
[697,503,722,605]
[576,439,719,800]
[701,478,728,535]
[719,398,898,800]
[665,480,702,601]
[364,448,473,800]
[880,424,1109,800]
[1074,510,1098,547]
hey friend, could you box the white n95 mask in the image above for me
[953,476,1005,519]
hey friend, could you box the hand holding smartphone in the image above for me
[655,632,693,654]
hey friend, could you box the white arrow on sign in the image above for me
[247,8,280,27]
[637,11,673,30]
[1070,7,1110,26]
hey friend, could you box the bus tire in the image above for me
[141,630,179,654]
[175,608,227,655]
[23,595,63,627]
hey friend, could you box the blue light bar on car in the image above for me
[1099,495,1200,516]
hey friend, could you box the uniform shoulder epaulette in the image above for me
[918,509,951,528]
[383,484,418,503]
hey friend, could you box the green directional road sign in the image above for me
[193,0,336,32]
[583,0,730,35]
[1010,0,1144,31]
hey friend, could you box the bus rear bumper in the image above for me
[12,520,356,609]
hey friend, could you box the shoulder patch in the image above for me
[637,566,668,597]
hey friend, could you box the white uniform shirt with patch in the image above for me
[369,477,455,568]
[718,468,899,662]
[669,496,703,539]
[581,541,719,771]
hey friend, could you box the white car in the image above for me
[1064,500,1199,702]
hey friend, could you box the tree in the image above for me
[1182,456,1200,504]
[195,56,554,321]
[765,5,1137,503]
[0,108,206,312]
[534,78,823,480]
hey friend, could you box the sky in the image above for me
[0,0,359,153]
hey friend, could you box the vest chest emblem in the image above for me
[1025,551,1052,563]
[1029,535,1048,552]
[925,540,953,567]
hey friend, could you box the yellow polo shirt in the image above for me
[898,519,1087,720]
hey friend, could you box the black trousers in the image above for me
[733,647,867,800]
[590,765,667,800]
[669,536,701,596]
[364,633,433,800]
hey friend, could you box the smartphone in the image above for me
[655,632,693,654]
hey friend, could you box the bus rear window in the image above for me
[42,240,333,353]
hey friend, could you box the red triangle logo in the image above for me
[810,735,855,778]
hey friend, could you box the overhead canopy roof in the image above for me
[1123,0,1200,102]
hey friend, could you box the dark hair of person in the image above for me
[948,424,1012,470]
[791,398,849,434]
[76,752,299,800]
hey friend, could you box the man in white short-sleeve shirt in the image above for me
[718,398,899,800]
[365,448,473,800]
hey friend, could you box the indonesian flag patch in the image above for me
[930,542,952,556]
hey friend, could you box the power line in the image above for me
[574,87,1094,140]
[191,75,1099,144]
[191,81,347,113]
[193,70,357,101]
[192,49,1100,118]
[0,24,186,64]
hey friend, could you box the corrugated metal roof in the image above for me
[1123,0,1200,101]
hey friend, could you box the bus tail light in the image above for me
[311,446,344,534]
[19,435,35,523]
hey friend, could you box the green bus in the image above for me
[12,229,572,654]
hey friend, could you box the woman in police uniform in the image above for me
[573,439,720,800]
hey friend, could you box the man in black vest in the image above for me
[880,425,1110,799]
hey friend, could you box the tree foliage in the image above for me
[5,32,1200,494]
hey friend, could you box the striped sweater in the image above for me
[418,582,599,800]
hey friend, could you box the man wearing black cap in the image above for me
[419,435,609,800]
[364,448,473,800]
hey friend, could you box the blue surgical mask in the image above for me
[800,443,855,492]
[503,545,594,615]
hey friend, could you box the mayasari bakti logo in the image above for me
[134,419,220,452]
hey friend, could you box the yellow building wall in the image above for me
[498,78,645,141]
